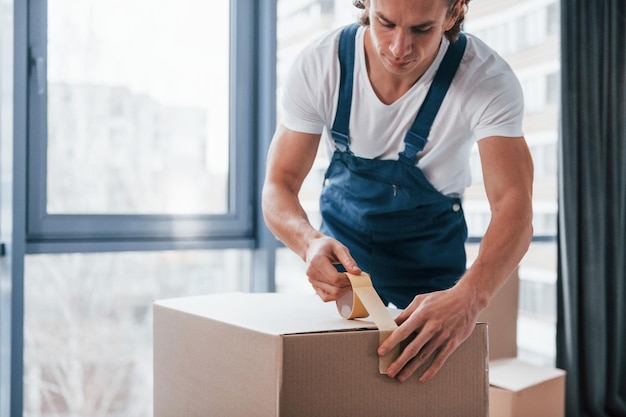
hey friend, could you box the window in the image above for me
[27,0,255,246]
[274,0,358,294]
[519,71,561,114]
[522,76,546,113]
[547,2,560,36]
[546,72,560,106]
[461,0,561,367]
[15,1,268,415]
[24,250,252,416]
[471,0,559,57]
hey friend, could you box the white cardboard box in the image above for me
[489,358,566,417]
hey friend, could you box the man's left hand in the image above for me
[377,283,482,383]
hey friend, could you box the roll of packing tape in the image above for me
[336,272,400,374]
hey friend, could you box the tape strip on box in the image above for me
[336,272,401,373]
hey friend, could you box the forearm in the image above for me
[457,195,533,310]
[262,126,325,262]
[456,135,534,310]
[262,182,323,262]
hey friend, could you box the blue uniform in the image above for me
[319,24,469,309]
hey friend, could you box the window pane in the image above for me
[24,250,252,416]
[464,0,560,365]
[47,0,230,214]
[276,0,358,231]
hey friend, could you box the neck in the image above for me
[363,29,438,105]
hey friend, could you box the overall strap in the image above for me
[399,33,468,164]
[330,23,360,153]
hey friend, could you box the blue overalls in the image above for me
[319,24,468,309]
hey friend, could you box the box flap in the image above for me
[489,358,566,392]
[154,292,400,335]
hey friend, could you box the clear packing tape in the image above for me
[336,272,401,374]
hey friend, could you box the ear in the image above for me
[444,0,464,31]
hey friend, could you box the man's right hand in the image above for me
[304,235,362,301]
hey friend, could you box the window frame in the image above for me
[25,0,259,253]
[7,1,277,414]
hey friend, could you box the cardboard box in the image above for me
[478,268,519,360]
[154,292,489,417]
[489,358,566,417]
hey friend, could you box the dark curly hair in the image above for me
[352,0,469,42]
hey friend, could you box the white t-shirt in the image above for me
[280,25,524,197]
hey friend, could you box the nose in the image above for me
[389,30,412,59]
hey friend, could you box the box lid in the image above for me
[489,358,566,392]
[154,292,399,335]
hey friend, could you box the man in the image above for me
[262,0,533,383]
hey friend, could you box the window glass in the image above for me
[275,0,560,367]
[24,250,252,416]
[276,0,358,230]
[47,0,230,214]
[547,2,560,36]
[546,72,560,106]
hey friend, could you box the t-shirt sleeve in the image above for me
[279,30,341,135]
[469,64,525,141]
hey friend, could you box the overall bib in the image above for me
[319,24,468,309]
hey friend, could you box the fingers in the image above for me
[305,237,361,301]
[378,314,422,357]
[307,258,351,298]
[334,245,362,275]
[378,289,477,383]
[394,295,424,325]
[382,325,450,382]
[379,296,427,355]
[413,343,457,383]
[393,333,457,383]
[310,273,352,301]
[379,318,432,379]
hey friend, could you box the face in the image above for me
[365,0,460,77]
